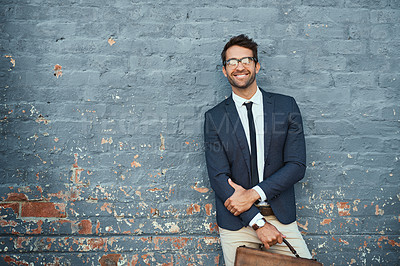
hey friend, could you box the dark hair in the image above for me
[221,34,258,65]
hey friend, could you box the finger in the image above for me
[277,235,283,244]
[263,243,270,249]
[224,198,231,208]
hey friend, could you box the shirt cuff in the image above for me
[249,213,264,227]
[252,185,267,202]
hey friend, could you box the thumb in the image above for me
[228,178,240,189]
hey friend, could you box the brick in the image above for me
[371,24,397,40]
[388,0,400,8]
[0,186,43,202]
[306,136,344,152]
[99,254,121,266]
[381,106,400,121]
[313,120,356,136]
[262,55,303,72]
[370,40,400,56]
[283,6,370,23]
[351,87,387,104]
[305,55,346,71]
[0,203,19,215]
[346,55,391,72]
[303,0,342,6]
[332,72,376,88]
[21,202,66,218]
[281,39,325,55]
[371,9,400,23]
[76,219,93,234]
[343,137,385,152]
[325,40,367,54]
[345,0,389,8]
[189,7,238,21]
[304,23,344,39]
[351,120,397,137]
[348,24,371,40]
[379,73,400,88]
[289,72,333,88]
[4,193,28,201]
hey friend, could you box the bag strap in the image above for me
[282,239,300,258]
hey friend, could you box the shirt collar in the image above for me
[232,87,262,107]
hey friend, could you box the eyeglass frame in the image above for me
[223,56,258,67]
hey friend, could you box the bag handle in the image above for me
[282,239,300,258]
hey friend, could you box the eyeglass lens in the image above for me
[226,57,254,67]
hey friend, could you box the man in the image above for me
[204,34,312,265]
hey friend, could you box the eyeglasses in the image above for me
[224,57,257,67]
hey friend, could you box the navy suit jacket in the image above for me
[204,88,306,230]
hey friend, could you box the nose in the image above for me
[236,61,245,70]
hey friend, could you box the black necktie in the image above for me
[244,102,259,187]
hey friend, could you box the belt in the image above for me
[256,205,274,216]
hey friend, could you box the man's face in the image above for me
[222,45,260,90]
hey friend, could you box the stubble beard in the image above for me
[227,70,257,90]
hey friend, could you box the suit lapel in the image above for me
[224,97,251,175]
[261,89,274,164]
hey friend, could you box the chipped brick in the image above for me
[321,219,332,225]
[78,220,92,234]
[99,254,121,266]
[337,202,351,216]
[205,204,212,216]
[0,203,19,214]
[5,193,28,201]
[191,183,209,193]
[21,202,66,218]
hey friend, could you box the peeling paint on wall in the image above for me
[54,64,62,78]
[108,37,116,46]
[99,254,121,266]
[160,134,166,151]
[191,182,209,193]
[4,55,15,68]
[131,155,141,168]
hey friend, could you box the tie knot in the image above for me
[244,101,253,111]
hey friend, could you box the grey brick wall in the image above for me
[1,0,399,265]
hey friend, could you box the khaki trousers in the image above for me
[219,216,311,266]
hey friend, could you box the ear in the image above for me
[222,66,228,77]
[255,62,261,74]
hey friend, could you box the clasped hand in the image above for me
[224,178,259,216]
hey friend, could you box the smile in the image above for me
[233,73,249,78]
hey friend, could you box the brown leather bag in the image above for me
[234,239,323,266]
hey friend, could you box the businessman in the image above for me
[204,34,312,265]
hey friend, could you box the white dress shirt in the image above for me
[232,88,268,226]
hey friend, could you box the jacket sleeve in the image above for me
[257,97,307,201]
[204,111,260,225]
